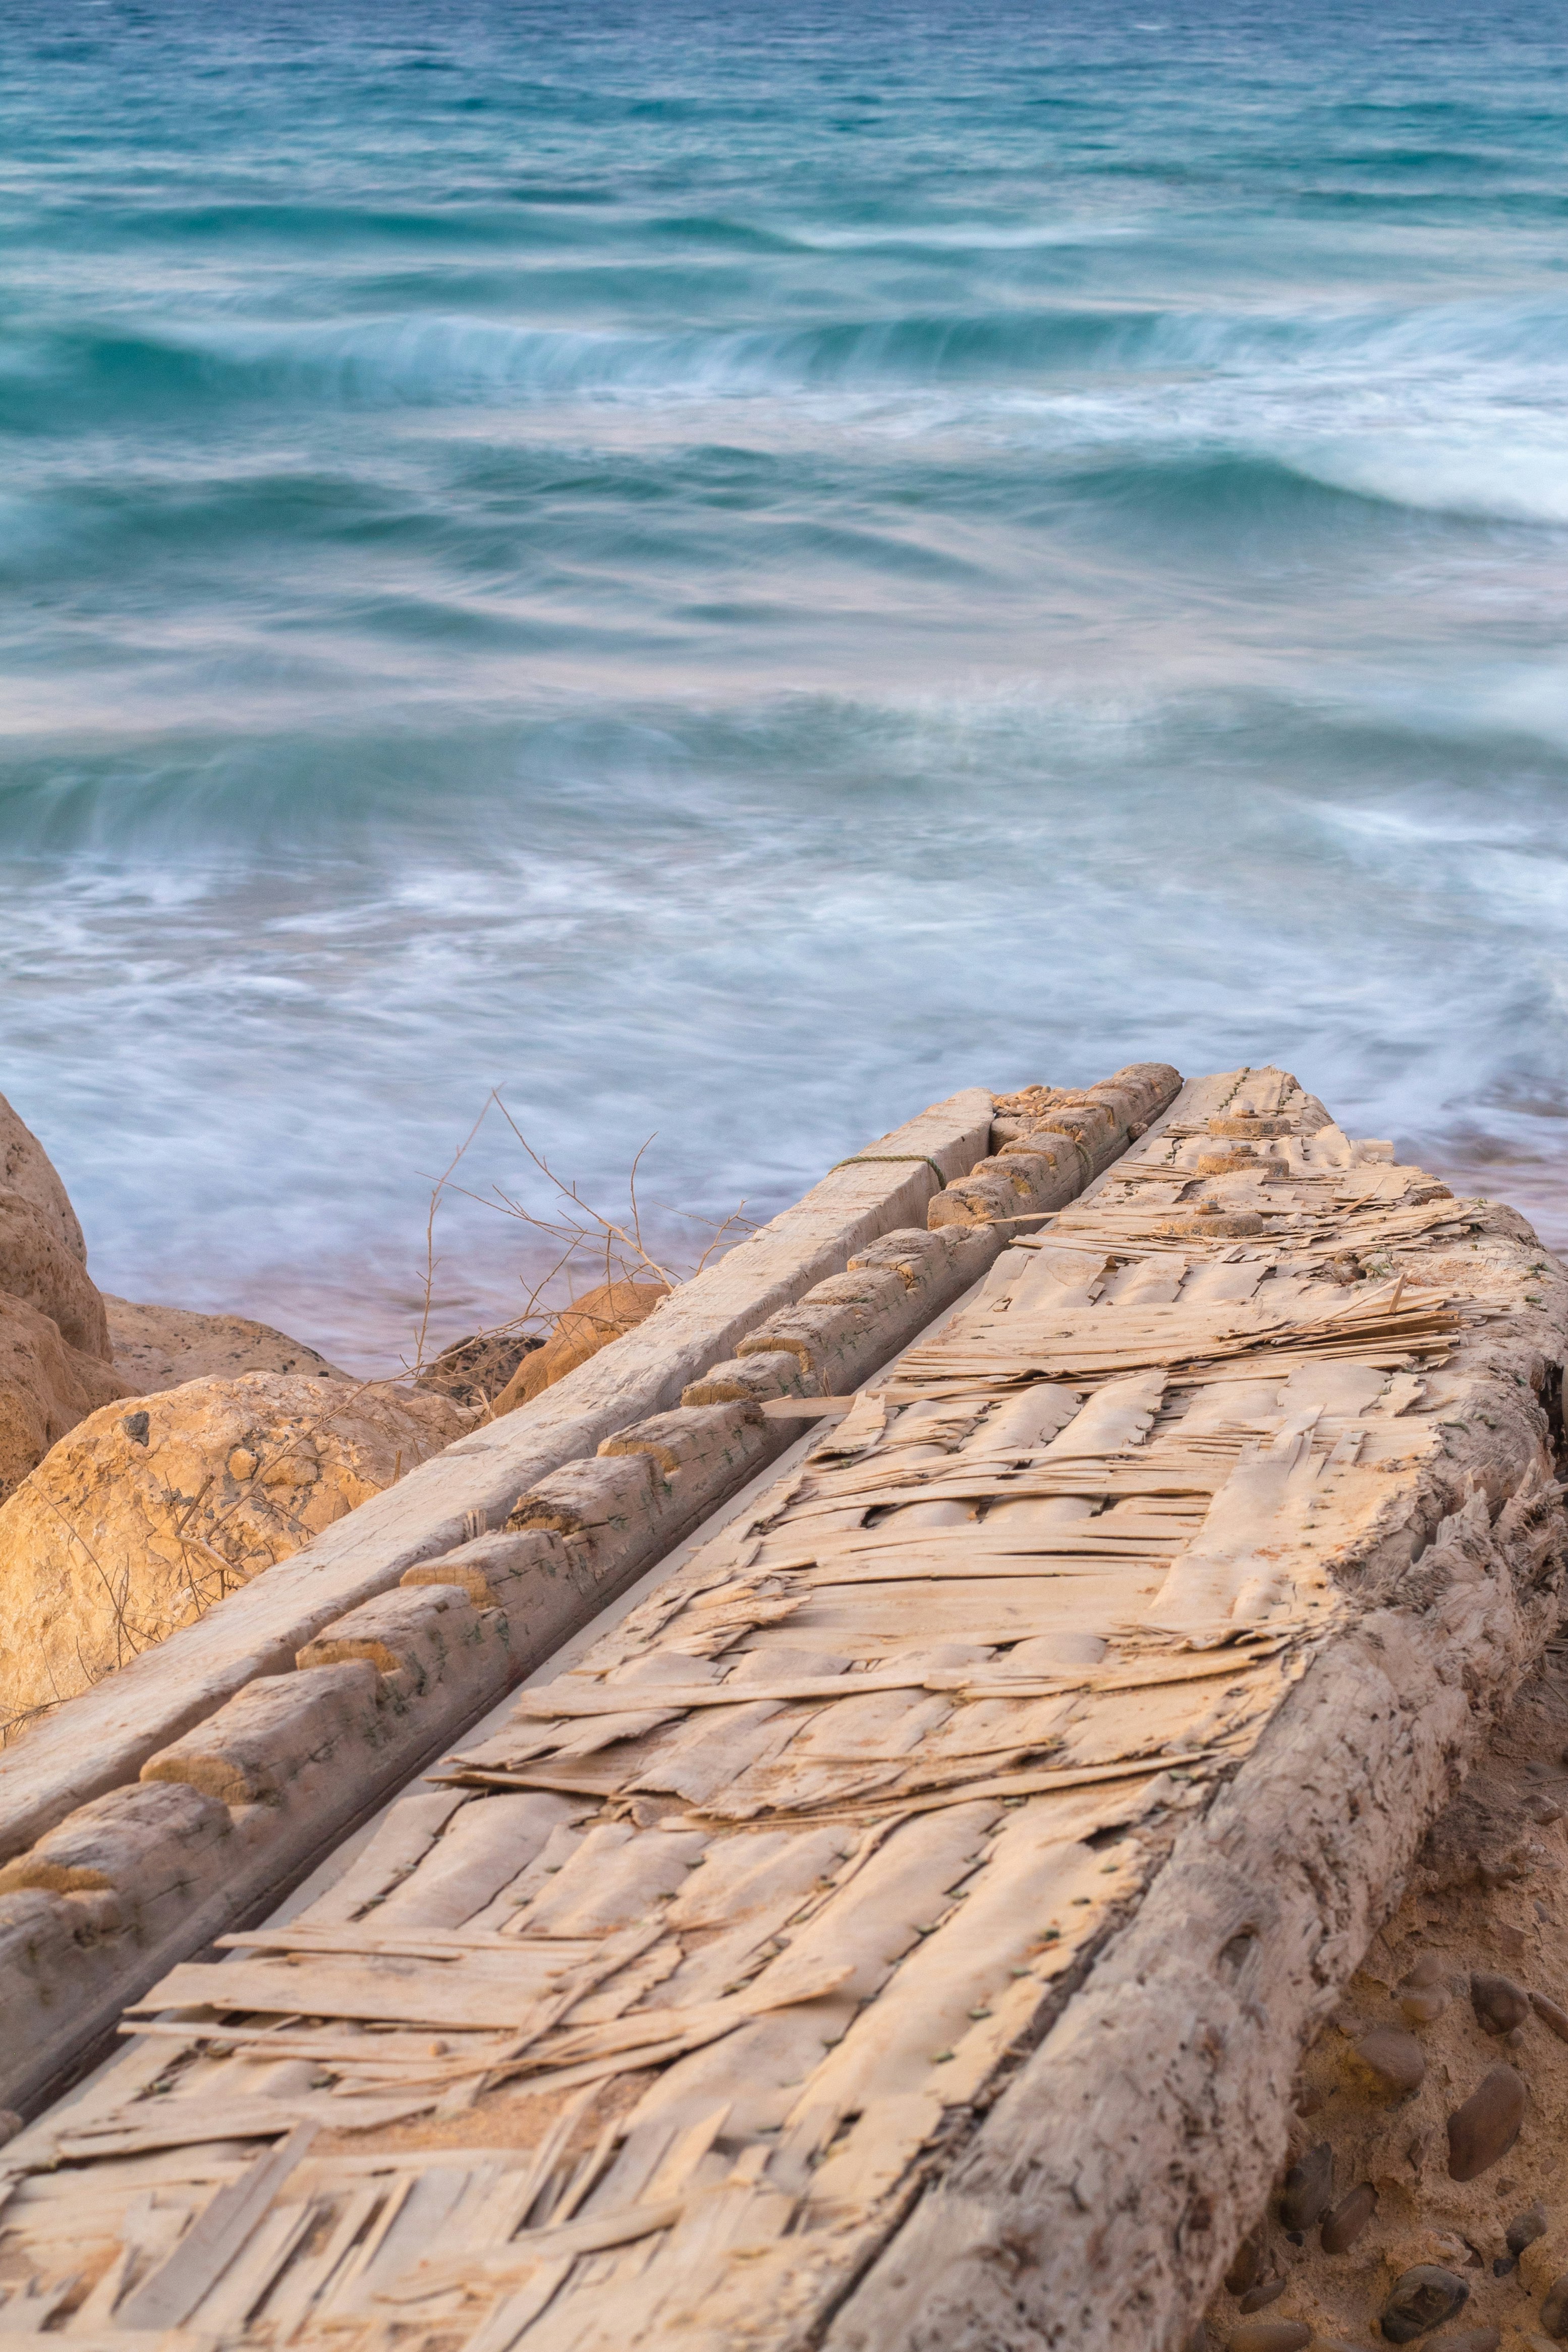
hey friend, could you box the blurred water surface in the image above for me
[5,0,1568,1366]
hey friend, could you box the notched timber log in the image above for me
[25,1063,1558,2352]
[0,1086,999,1865]
[0,1077,1144,2115]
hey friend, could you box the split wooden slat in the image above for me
[10,1065,1562,2352]
[115,2123,318,2331]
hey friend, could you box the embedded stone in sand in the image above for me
[1471,1972,1531,2036]
[1351,2024,1426,2096]
[1279,2143,1334,2232]
[1320,2183,1379,2254]
[1447,2064,1526,2181]
[1228,2325,1311,2352]
[1379,2266,1470,2343]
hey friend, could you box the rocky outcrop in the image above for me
[0,1371,465,1731]
[103,1296,343,1393]
[0,1092,89,1269]
[0,1092,357,1529]
[0,1293,129,1505]
[0,1094,111,1362]
[417,1327,540,1410]
[0,1095,130,1499]
[492,1277,669,1413]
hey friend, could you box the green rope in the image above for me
[830,1153,947,1189]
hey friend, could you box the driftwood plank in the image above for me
[11,1066,1566,2352]
[115,2123,317,2330]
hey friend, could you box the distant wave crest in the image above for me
[5,297,1568,531]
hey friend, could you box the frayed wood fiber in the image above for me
[3,1077,1183,2117]
[2,1065,1561,2352]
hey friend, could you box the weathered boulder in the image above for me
[103,1296,343,1392]
[0,1093,131,1501]
[0,1093,88,1266]
[492,1278,669,1413]
[0,1293,129,1505]
[0,1371,465,1729]
[417,1327,540,1410]
[0,1095,110,1361]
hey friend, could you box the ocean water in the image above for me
[4,0,1568,1370]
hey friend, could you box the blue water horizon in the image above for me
[4,0,1567,1366]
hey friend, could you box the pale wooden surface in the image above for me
[6,1067,1562,2352]
[0,1091,992,1859]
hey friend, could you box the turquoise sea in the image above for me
[5,0,1568,1366]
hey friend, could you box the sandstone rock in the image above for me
[102,1297,344,1393]
[0,1371,464,1727]
[0,1095,110,1361]
[492,1280,669,1414]
[416,1327,540,1410]
[0,1292,129,1509]
[0,1094,88,1267]
[0,1189,110,1360]
[0,1096,131,1512]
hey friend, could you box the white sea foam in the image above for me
[6,0,1568,1361]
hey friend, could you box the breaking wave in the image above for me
[5,0,1568,1362]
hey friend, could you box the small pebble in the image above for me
[1379,2264,1471,2343]
[1440,2333,1501,2352]
[1225,2232,1263,2296]
[1228,2326,1310,2352]
[1540,2275,1568,2341]
[1531,1991,1568,2044]
[227,1446,258,1481]
[1321,2182,1379,2254]
[1239,2281,1286,2315]
[1354,2025,1427,2095]
[1507,2203,1549,2256]
[1471,1973,1531,2036]
[1447,2065,1526,2181]
[1279,2142,1333,2231]
[1401,1987,1449,2025]
[1397,1955,1450,2022]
